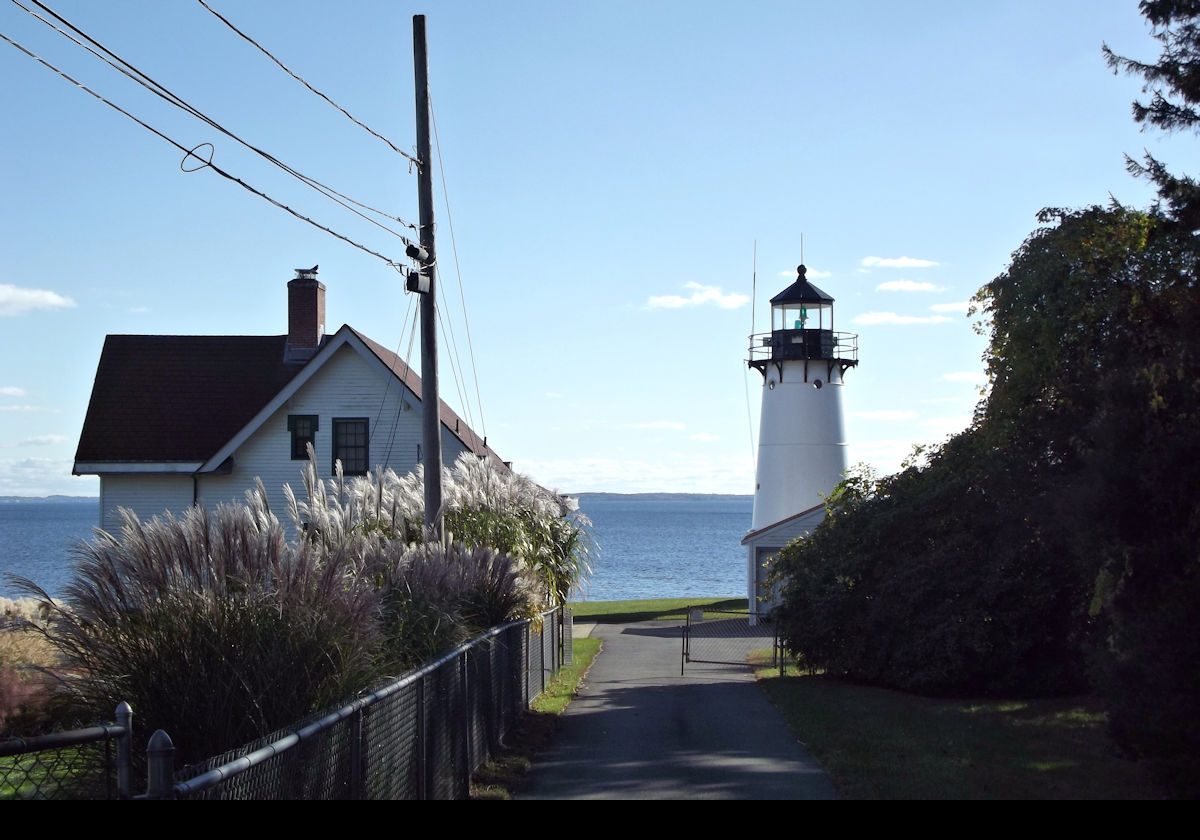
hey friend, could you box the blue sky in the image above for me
[2,1,1196,496]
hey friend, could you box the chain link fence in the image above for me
[2,608,568,800]
[681,607,780,674]
[163,606,567,799]
[1,704,133,800]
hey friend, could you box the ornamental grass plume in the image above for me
[283,449,594,605]
[10,492,383,765]
[8,454,585,763]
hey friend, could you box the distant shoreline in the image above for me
[0,496,98,503]
[571,492,751,501]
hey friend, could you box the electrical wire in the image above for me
[1,30,405,268]
[369,289,416,457]
[196,0,420,167]
[431,95,487,442]
[380,304,421,466]
[14,0,420,250]
[434,277,477,445]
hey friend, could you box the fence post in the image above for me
[417,674,427,800]
[458,650,470,799]
[349,708,363,800]
[145,729,175,799]
[115,701,132,799]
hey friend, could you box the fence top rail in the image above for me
[171,607,559,796]
[0,723,128,758]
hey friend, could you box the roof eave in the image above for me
[74,461,204,475]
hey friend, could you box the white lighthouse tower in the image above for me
[742,264,858,613]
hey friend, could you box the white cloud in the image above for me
[876,280,941,292]
[633,421,686,430]
[919,414,973,437]
[0,284,76,316]
[852,312,953,325]
[0,457,94,497]
[929,301,970,313]
[647,282,748,310]
[0,405,55,412]
[20,434,68,446]
[854,409,919,421]
[0,386,27,397]
[689,432,720,442]
[941,371,986,383]
[860,256,940,269]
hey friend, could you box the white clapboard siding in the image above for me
[99,474,195,533]
[194,343,472,534]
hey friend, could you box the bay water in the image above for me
[0,494,752,602]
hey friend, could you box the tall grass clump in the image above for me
[10,489,383,765]
[286,450,593,605]
[9,456,581,765]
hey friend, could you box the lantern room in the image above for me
[748,264,858,375]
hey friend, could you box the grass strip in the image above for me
[569,596,748,624]
[470,636,602,800]
[757,667,1163,799]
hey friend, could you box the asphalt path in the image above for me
[518,619,837,800]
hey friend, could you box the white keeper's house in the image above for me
[73,267,503,532]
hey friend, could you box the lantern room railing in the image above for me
[747,329,858,367]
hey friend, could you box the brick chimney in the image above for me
[285,267,325,363]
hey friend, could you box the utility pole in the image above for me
[412,14,443,540]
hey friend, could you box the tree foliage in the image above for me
[1105,1,1200,227]
[776,2,1200,794]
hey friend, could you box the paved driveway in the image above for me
[518,619,837,800]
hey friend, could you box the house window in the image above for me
[288,415,318,460]
[333,418,368,476]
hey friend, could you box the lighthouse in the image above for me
[742,264,858,614]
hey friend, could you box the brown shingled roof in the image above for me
[75,335,306,463]
[74,327,506,471]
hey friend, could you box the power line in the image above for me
[431,96,488,442]
[14,0,420,250]
[2,30,406,269]
[435,277,476,446]
[196,0,420,167]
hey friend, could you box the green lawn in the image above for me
[569,596,747,624]
[470,636,602,800]
[758,668,1164,799]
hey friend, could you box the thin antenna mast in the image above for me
[751,240,757,337]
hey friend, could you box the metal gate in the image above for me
[680,607,782,674]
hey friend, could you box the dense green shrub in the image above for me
[774,438,1089,696]
[774,201,1200,792]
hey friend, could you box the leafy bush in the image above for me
[774,440,1090,696]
